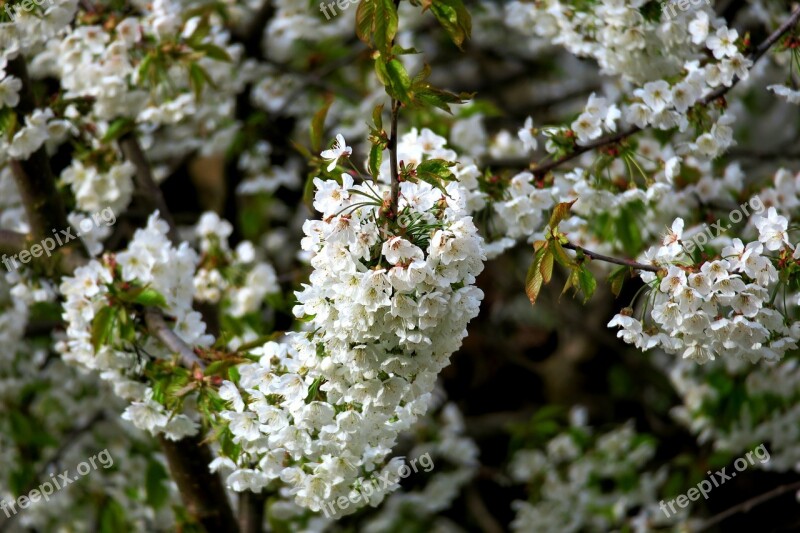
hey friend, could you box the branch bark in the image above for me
[562,242,661,272]
[118,132,179,244]
[238,492,266,533]
[143,308,207,369]
[6,57,72,242]
[389,99,400,216]
[158,434,240,533]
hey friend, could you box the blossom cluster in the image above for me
[212,134,485,514]
[58,212,209,439]
[609,207,800,364]
[509,407,676,533]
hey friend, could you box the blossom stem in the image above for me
[562,242,661,272]
[531,6,800,178]
[389,99,400,216]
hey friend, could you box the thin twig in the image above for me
[389,99,401,216]
[562,242,661,272]
[695,479,800,532]
[530,6,800,178]
[143,308,206,369]
[118,132,179,244]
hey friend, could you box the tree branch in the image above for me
[118,132,179,244]
[158,434,239,533]
[389,99,400,216]
[6,57,72,242]
[238,492,266,533]
[530,6,800,178]
[0,229,27,256]
[143,308,206,369]
[696,479,800,532]
[562,242,661,272]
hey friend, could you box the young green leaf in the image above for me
[426,0,472,50]
[356,0,399,55]
[548,199,577,230]
[526,241,550,305]
[310,99,333,153]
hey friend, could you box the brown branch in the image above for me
[466,486,504,533]
[562,242,661,272]
[143,308,206,369]
[238,492,266,533]
[530,6,800,178]
[158,434,239,533]
[695,479,800,532]
[6,57,73,243]
[118,132,179,244]
[0,229,27,256]
[389,99,400,216]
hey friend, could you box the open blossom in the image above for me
[320,133,352,171]
[754,207,789,251]
[518,116,538,152]
[706,27,739,59]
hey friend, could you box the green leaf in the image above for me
[608,266,629,297]
[91,307,116,352]
[577,265,597,303]
[426,0,472,50]
[372,103,384,130]
[102,118,135,143]
[356,0,399,55]
[551,240,576,268]
[145,460,170,509]
[99,499,127,533]
[310,99,332,153]
[0,107,18,141]
[369,144,383,178]
[134,288,168,308]
[540,248,554,284]
[191,42,232,62]
[548,199,576,230]
[410,64,471,113]
[187,63,215,99]
[375,58,413,104]
[414,158,457,194]
[526,241,549,305]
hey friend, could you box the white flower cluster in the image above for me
[668,355,800,474]
[60,159,135,214]
[193,211,280,318]
[609,208,800,364]
[212,137,485,515]
[58,212,210,439]
[510,409,673,533]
